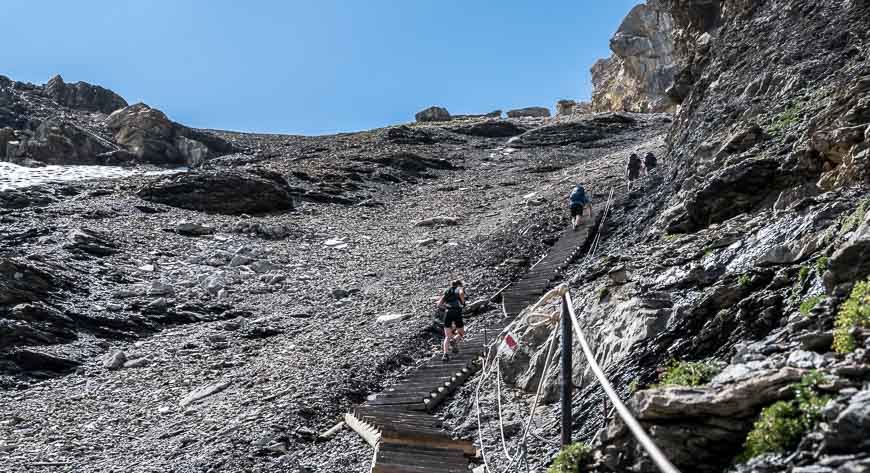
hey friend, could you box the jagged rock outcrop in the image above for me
[41,74,128,114]
[137,169,294,214]
[590,1,677,113]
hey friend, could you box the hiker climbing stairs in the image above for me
[345,205,603,473]
[502,205,603,317]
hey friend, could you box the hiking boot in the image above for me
[442,353,450,362]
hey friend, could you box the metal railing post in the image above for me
[560,293,573,447]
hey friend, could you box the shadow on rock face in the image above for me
[136,168,294,215]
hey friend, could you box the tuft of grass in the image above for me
[654,359,721,387]
[833,278,870,353]
[798,265,810,284]
[815,257,829,276]
[597,286,610,302]
[738,274,752,288]
[838,199,869,238]
[628,379,639,394]
[799,295,823,316]
[738,372,831,462]
[548,443,592,473]
[663,234,680,242]
[766,100,804,135]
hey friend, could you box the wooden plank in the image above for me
[380,429,476,457]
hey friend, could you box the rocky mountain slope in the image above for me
[2,0,870,471]
[0,71,670,472]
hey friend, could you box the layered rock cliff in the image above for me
[470,1,870,473]
[590,1,678,113]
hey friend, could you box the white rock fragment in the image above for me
[376,313,411,324]
[179,380,232,407]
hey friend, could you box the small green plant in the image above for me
[815,257,829,276]
[703,249,715,257]
[738,274,752,288]
[654,359,721,387]
[628,379,639,394]
[597,286,610,302]
[838,199,869,238]
[799,295,823,316]
[663,234,680,242]
[766,100,804,134]
[738,372,831,462]
[833,278,870,353]
[548,443,592,473]
[798,265,810,284]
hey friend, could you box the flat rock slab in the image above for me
[180,380,232,407]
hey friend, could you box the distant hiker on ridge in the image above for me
[643,152,658,176]
[568,183,592,230]
[436,280,466,362]
[626,152,642,191]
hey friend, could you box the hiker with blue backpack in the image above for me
[568,184,592,230]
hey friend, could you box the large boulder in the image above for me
[0,258,57,305]
[106,103,181,164]
[415,106,451,123]
[506,107,551,118]
[450,120,526,138]
[106,103,232,166]
[600,368,805,473]
[41,74,128,114]
[137,169,294,214]
[510,113,636,147]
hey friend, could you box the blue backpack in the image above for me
[570,185,588,207]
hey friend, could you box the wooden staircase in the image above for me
[346,206,602,473]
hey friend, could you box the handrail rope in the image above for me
[503,328,560,472]
[495,363,515,463]
[474,345,497,473]
[563,290,682,473]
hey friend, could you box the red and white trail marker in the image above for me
[500,332,519,355]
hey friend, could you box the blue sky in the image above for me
[2,1,637,135]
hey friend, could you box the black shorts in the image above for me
[444,307,464,329]
[570,204,587,217]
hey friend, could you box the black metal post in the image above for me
[561,294,573,447]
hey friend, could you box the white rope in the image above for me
[495,363,515,463]
[563,291,682,473]
[474,346,498,473]
[503,329,560,472]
